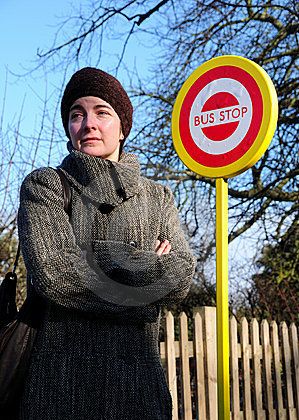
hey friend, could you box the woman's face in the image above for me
[68,96,124,161]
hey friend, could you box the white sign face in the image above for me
[189,78,252,154]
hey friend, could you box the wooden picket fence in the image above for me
[159,306,299,420]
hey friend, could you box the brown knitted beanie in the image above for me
[61,67,133,140]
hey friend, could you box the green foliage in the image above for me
[251,218,299,323]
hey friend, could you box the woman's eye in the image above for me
[70,112,83,120]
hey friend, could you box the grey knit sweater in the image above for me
[17,141,196,420]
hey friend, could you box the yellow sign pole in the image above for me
[216,178,230,420]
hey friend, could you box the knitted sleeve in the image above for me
[17,168,159,322]
[91,185,196,305]
[156,185,197,304]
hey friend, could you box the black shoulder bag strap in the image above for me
[55,168,72,216]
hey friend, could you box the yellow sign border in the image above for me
[172,55,278,178]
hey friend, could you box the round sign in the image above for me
[172,55,278,178]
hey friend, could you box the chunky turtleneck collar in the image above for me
[58,141,141,207]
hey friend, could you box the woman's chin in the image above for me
[80,143,103,157]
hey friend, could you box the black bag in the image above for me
[0,278,44,415]
[0,168,71,414]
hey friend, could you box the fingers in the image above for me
[155,240,161,252]
[155,239,171,256]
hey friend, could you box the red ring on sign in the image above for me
[179,66,263,167]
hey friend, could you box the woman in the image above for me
[17,68,196,419]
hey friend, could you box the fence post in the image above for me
[230,316,240,420]
[179,312,192,420]
[193,308,207,419]
[271,321,286,420]
[281,321,296,419]
[261,319,274,418]
[251,318,264,419]
[241,317,252,420]
[165,310,178,420]
[290,323,299,419]
[199,306,217,420]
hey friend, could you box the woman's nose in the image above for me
[83,113,97,130]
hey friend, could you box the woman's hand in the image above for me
[155,239,172,256]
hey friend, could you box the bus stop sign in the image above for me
[172,55,278,178]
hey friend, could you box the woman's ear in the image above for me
[119,131,124,141]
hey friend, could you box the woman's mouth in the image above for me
[82,138,100,144]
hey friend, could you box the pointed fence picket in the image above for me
[261,319,275,418]
[159,307,299,419]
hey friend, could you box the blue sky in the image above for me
[1,1,76,135]
[1,0,71,70]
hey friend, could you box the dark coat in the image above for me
[17,142,196,420]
